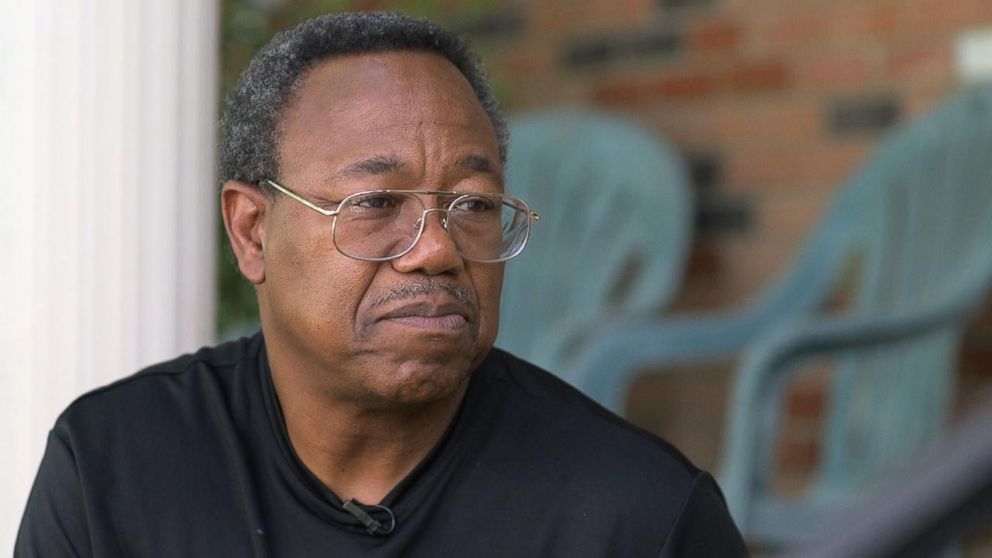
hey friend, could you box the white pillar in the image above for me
[0,0,219,549]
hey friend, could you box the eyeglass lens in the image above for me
[332,192,531,262]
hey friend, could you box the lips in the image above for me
[376,300,472,331]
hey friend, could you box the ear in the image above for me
[221,181,270,285]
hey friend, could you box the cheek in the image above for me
[471,263,504,341]
[300,258,375,336]
[265,214,374,336]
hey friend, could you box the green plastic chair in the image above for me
[496,109,693,380]
[569,86,992,545]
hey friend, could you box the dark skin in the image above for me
[221,51,505,504]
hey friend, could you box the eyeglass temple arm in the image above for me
[265,179,339,217]
[268,179,539,222]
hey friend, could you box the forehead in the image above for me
[275,50,500,184]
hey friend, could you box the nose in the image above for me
[391,208,464,275]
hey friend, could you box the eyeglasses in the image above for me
[265,179,539,263]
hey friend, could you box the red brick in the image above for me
[726,61,790,93]
[962,295,992,362]
[777,437,820,470]
[866,4,902,37]
[787,385,827,417]
[592,72,717,105]
[713,235,801,307]
[657,73,718,99]
[531,0,656,35]
[687,21,742,52]
[758,193,833,240]
[591,80,653,105]
[664,99,818,146]
[887,43,953,83]
[797,53,872,89]
[911,0,992,32]
[901,85,959,120]
[725,143,805,190]
[766,15,830,49]
[497,40,555,77]
[684,239,724,277]
[723,135,874,194]
[625,363,734,471]
[799,141,873,187]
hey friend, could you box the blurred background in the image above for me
[5,0,992,554]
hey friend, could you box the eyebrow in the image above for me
[456,154,497,174]
[335,155,405,179]
[331,153,500,182]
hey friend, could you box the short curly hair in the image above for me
[220,11,508,189]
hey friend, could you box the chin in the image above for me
[363,349,482,408]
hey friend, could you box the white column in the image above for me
[0,0,219,549]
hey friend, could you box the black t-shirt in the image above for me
[16,334,747,557]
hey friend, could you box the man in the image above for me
[17,12,747,557]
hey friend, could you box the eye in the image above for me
[453,195,498,213]
[350,192,402,210]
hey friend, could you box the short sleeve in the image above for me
[658,472,749,557]
[15,429,92,558]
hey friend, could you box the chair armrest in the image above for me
[718,300,977,527]
[563,197,863,413]
[567,309,782,413]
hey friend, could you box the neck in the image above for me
[268,352,470,505]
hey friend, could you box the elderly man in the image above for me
[17,12,746,557]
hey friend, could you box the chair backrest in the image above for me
[818,86,992,491]
[716,86,992,545]
[496,109,693,377]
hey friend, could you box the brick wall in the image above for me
[453,0,992,482]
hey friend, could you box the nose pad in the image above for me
[412,210,454,253]
[413,209,449,231]
[395,208,463,273]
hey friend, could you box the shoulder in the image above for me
[482,348,699,470]
[469,349,747,554]
[54,334,262,441]
[476,348,702,498]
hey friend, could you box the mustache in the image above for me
[369,279,475,309]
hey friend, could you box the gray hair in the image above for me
[220,11,508,189]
